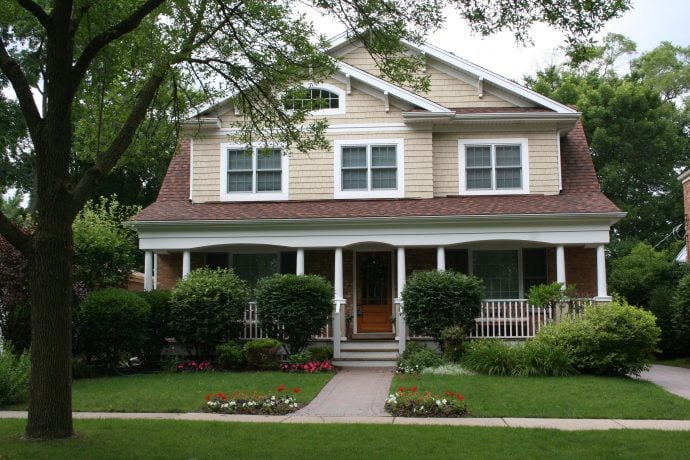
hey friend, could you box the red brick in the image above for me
[156,253,181,289]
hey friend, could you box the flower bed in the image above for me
[280,360,335,373]
[385,386,468,417]
[205,386,302,415]
[176,360,213,372]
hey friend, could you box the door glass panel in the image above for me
[359,254,388,305]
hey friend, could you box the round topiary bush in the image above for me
[534,300,660,376]
[402,270,484,342]
[75,288,150,365]
[255,274,334,354]
[170,268,249,359]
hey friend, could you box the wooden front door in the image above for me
[356,252,393,333]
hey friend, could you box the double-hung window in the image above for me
[221,144,288,201]
[334,139,404,199]
[459,139,528,194]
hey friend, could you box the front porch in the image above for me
[142,242,608,363]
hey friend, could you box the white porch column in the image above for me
[296,248,305,275]
[556,245,566,287]
[437,246,446,271]
[182,250,191,279]
[396,247,407,354]
[332,247,344,358]
[595,244,611,301]
[144,251,153,291]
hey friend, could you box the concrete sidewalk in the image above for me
[2,411,690,431]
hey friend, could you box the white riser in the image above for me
[341,341,399,351]
[340,351,399,360]
[332,360,398,368]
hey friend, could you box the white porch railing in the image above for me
[240,302,332,340]
[242,299,592,342]
[469,298,593,339]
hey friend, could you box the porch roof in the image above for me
[134,121,621,223]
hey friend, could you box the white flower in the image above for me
[442,399,447,405]
[435,399,442,406]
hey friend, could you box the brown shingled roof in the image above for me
[135,121,620,223]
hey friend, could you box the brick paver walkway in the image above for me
[294,367,394,417]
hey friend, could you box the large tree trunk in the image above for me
[25,218,74,439]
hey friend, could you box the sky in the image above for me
[310,0,690,82]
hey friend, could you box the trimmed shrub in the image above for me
[671,274,690,357]
[441,325,467,363]
[75,288,150,365]
[244,338,282,370]
[137,289,173,367]
[170,268,249,359]
[308,345,333,362]
[461,339,517,376]
[535,300,660,376]
[255,274,333,354]
[397,342,442,374]
[216,341,246,370]
[0,340,30,407]
[402,270,484,342]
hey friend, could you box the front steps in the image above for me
[332,340,399,368]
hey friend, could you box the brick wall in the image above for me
[156,253,182,289]
[565,247,597,297]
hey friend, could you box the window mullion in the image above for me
[491,145,496,191]
[367,145,372,191]
[252,149,257,193]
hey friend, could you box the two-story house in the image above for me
[133,33,624,365]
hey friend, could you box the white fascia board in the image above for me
[181,118,221,130]
[679,169,690,184]
[407,41,577,114]
[403,112,580,123]
[337,62,450,113]
[134,214,623,250]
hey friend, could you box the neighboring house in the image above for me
[679,170,690,263]
[132,34,624,365]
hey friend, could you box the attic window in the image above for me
[282,84,345,115]
[458,138,529,195]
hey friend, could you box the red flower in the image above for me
[277,385,285,392]
[293,387,301,394]
[398,387,405,393]
[409,386,418,392]
[444,391,455,397]
[205,394,211,401]
[456,394,464,401]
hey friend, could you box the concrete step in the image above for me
[332,359,398,368]
[339,351,399,360]
[341,340,399,351]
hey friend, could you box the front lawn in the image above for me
[6,371,333,413]
[1,419,689,459]
[392,374,690,419]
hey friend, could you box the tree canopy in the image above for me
[526,36,690,246]
[0,0,630,440]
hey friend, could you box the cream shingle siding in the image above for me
[191,135,225,202]
[433,127,560,197]
[289,130,433,200]
[339,45,516,108]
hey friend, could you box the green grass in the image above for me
[654,357,690,369]
[6,371,333,413]
[392,374,690,419]
[1,419,689,459]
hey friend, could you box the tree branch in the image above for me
[71,0,166,92]
[16,0,51,29]
[0,36,43,142]
[0,211,31,256]
[70,67,168,213]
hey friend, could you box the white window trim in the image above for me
[220,143,289,201]
[333,138,405,199]
[458,138,529,195]
[286,82,346,116]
